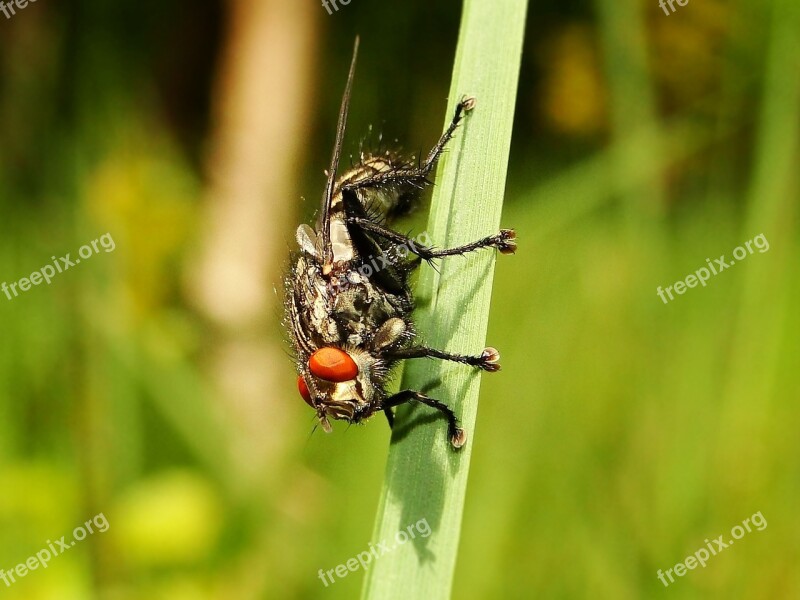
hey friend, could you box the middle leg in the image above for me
[347,217,517,259]
[386,345,501,372]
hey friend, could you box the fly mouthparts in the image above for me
[319,415,333,433]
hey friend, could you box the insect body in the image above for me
[285,38,515,449]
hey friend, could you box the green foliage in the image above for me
[1,0,799,598]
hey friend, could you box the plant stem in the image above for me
[361,0,528,598]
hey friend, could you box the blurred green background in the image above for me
[1,0,797,598]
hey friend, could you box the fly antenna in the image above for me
[321,36,360,275]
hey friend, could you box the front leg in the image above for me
[382,390,467,449]
[383,407,395,428]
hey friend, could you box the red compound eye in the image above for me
[308,347,358,382]
[297,376,313,407]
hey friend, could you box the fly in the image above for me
[284,37,516,449]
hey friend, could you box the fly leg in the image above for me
[416,96,476,177]
[345,218,517,259]
[386,345,501,372]
[341,96,476,194]
[382,390,467,449]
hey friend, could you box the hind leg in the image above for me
[341,97,476,195]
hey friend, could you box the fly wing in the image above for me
[320,37,360,275]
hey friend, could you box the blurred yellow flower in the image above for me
[111,471,223,567]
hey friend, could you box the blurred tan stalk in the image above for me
[188,0,317,485]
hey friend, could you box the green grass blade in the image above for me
[721,0,800,421]
[361,1,528,598]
